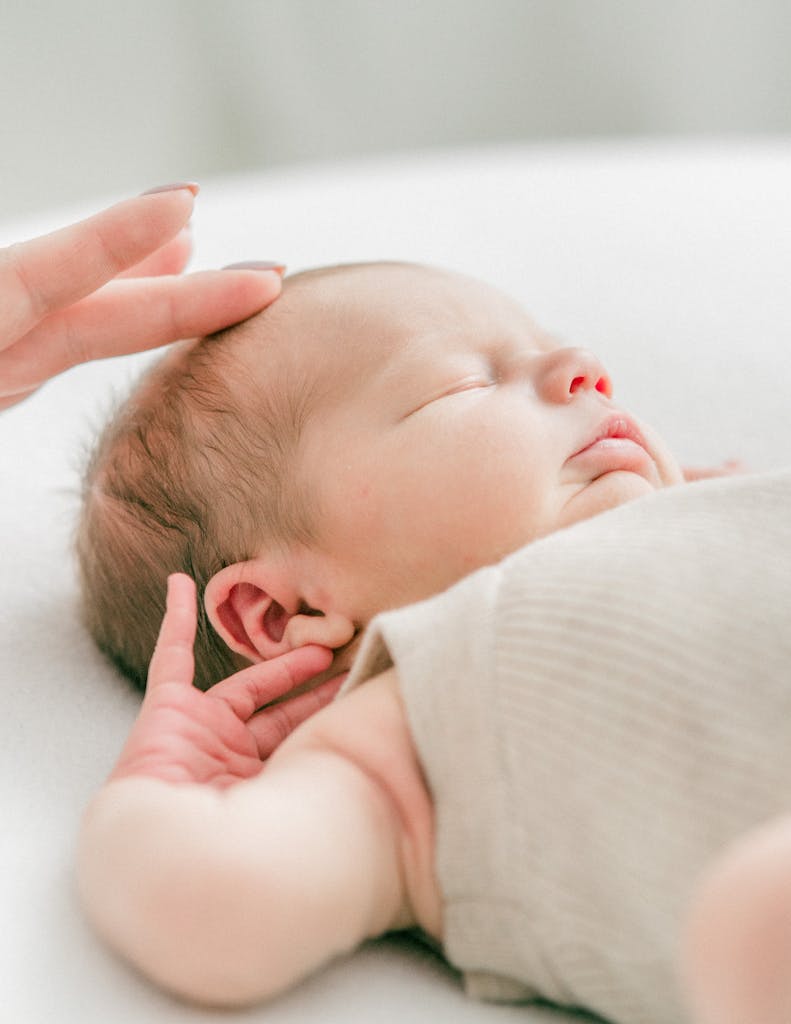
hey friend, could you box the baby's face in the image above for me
[248,264,683,625]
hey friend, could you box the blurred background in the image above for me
[1,0,790,221]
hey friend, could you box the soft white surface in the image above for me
[1,140,790,1022]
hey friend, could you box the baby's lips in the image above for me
[222,260,287,276]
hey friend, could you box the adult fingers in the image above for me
[146,574,198,691]
[0,386,39,412]
[0,268,283,397]
[116,225,192,279]
[210,645,334,721]
[0,187,196,347]
[248,675,346,759]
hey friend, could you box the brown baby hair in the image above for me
[74,266,353,692]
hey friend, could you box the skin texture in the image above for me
[0,187,284,409]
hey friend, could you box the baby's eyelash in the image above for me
[446,375,496,396]
[401,375,494,420]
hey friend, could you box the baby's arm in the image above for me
[78,747,406,1005]
[77,576,409,1006]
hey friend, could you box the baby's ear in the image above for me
[204,561,355,662]
[204,571,287,662]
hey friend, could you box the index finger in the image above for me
[146,573,198,691]
[210,644,335,720]
[0,187,196,348]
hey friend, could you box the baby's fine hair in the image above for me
[75,267,344,692]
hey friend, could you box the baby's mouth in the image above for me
[566,413,656,482]
[569,413,649,459]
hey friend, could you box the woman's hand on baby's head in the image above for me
[109,574,336,789]
[0,184,284,411]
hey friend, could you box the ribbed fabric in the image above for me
[342,470,791,1024]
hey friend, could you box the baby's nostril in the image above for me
[595,376,611,396]
[570,376,585,393]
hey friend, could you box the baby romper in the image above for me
[342,470,791,1024]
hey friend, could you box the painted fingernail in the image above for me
[141,182,200,196]
[222,260,286,275]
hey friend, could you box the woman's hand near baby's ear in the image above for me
[109,574,338,789]
[0,184,284,411]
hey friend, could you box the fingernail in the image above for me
[222,260,286,275]
[141,182,200,197]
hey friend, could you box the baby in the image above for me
[75,262,791,1024]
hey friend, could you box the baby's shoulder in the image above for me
[278,667,442,937]
[278,668,416,790]
[275,667,441,937]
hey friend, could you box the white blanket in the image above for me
[2,140,790,1023]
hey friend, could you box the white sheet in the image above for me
[2,140,790,1022]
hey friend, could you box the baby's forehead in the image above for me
[250,263,532,377]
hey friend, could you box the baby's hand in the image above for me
[109,574,336,788]
[682,458,748,482]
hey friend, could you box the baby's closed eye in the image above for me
[401,379,493,419]
[402,362,499,419]
[442,374,497,397]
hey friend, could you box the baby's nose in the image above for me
[533,347,612,403]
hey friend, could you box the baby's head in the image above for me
[76,262,683,691]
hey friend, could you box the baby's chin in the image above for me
[573,469,670,523]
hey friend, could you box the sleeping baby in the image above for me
[75,262,791,1024]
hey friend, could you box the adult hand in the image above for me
[109,574,341,789]
[0,185,284,411]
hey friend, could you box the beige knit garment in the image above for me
[342,470,791,1024]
